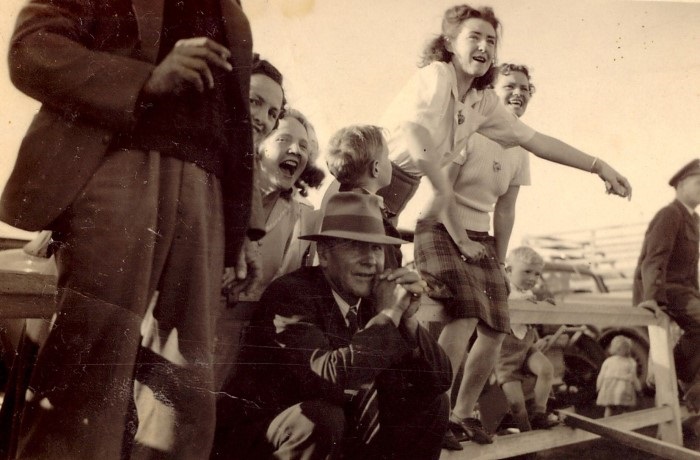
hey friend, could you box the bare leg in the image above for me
[527,351,555,414]
[438,318,477,388]
[501,381,531,432]
[452,323,505,419]
[604,406,613,418]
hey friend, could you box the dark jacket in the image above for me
[225,265,452,413]
[1,0,255,264]
[633,199,700,306]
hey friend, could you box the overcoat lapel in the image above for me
[132,0,165,62]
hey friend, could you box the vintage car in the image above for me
[0,229,56,392]
[535,261,650,392]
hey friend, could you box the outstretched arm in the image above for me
[521,132,632,199]
[493,185,520,265]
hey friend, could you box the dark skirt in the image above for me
[414,219,510,333]
[377,162,421,224]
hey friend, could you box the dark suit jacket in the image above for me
[633,199,700,306]
[1,0,255,264]
[227,266,451,413]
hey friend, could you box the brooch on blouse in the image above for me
[457,110,465,125]
[493,161,502,172]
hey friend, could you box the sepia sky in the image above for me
[1,0,699,245]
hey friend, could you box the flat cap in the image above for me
[669,159,700,187]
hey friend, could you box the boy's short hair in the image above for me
[326,125,385,187]
[507,246,544,267]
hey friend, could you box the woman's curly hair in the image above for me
[420,5,501,90]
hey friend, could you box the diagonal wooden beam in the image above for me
[560,410,700,460]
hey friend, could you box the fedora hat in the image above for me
[300,192,408,245]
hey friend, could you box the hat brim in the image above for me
[670,170,700,187]
[299,230,409,245]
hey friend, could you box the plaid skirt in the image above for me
[414,219,510,333]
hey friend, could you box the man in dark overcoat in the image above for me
[213,193,452,460]
[634,159,700,394]
[0,1,256,458]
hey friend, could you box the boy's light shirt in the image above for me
[508,283,535,339]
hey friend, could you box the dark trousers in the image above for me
[212,392,448,460]
[13,150,226,460]
[377,162,421,226]
[666,286,700,383]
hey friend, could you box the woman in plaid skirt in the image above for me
[379,4,633,448]
[417,63,535,445]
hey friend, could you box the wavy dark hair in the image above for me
[420,5,501,90]
[251,53,287,118]
[493,63,536,95]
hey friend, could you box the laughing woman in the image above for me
[214,107,324,389]
[379,3,633,448]
[380,4,631,247]
[252,107,324,295]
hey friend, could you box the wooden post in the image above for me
[648,310,683,444]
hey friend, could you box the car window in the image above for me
[538,270,601,297]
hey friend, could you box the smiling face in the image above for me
[507,259,543,292]
[249,74,284,145]
[448,18,497,81]
[318,238,385,305]
[257,117,309,193]
[493,70,532,118]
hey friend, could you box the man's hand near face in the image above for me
[373,267,426,335]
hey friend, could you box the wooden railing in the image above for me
[416,299,699,460]
[521,222,648,280]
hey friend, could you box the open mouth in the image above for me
[472,55,487,63]
[279,158,300,177]
[509,99,523,107]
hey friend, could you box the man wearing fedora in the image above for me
[212,192,451,460]
[634,159,700,401]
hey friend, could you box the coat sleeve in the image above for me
[396,320,453,393]
[9,0,154,132]
[640,207,682,305]
[263,280,413,404]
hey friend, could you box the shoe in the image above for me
[441,429,463,450]
[529,411,560,430]
[449,416,493,444]
[495,413,521,436]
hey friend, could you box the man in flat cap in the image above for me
[634,159,700,401]
[212,192,451,460]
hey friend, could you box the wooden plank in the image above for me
[418,298,657,327]
[560,411,700,460]
[440,407,676,460]
[0,272,56,296]
[0,272,56,319]
[0,294,55,319]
